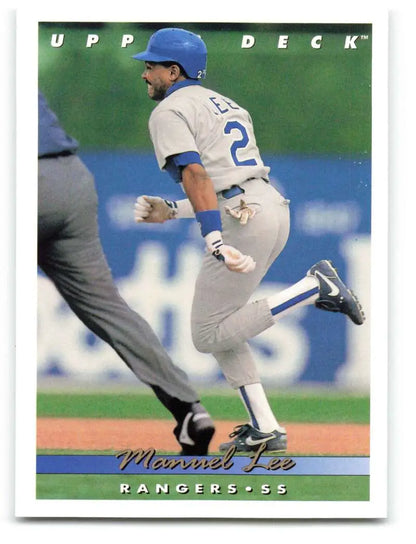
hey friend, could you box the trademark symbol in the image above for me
[360,35,369,40]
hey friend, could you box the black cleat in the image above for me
[173,403,215,455]
[219,423,287,453]
[307,259,365,325]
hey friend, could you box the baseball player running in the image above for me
[38,90,214,455]
[132,28,365,453]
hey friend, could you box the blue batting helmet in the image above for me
[133,28,207,79]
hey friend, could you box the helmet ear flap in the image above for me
[133,28,207,80]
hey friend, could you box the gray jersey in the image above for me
[149,84,270,192]
[148,82,290,391]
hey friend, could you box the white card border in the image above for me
[15,4,388,519]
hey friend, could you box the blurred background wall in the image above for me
[37,22,372,391]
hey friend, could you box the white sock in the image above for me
[239,383,285,433]
[267,276,320,321]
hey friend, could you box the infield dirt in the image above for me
[37,418,369,455]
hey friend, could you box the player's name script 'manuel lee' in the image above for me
[115,443,297,473]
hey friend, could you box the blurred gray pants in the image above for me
[38,154,198,402]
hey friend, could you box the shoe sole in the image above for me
[219,438,287,454]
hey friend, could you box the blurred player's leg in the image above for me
[38,155,214,453]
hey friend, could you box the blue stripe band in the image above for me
[36,454,369,475]
[239,386,259,429]
[172,151,202,167]
[195,209,222,237]
[271,287,319,316]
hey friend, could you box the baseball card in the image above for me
[15,4,388,520]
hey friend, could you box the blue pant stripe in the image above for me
[271,287,319,316]
[239,386,258,429]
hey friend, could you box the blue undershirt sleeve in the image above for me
[165,151,202,182]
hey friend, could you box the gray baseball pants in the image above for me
[38,154,199,402]
[191,178,291,388]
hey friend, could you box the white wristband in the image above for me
[175,199,195,219]
[204,230,224,253]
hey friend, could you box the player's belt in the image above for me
[221,177,268,199]
[221,185,245,199]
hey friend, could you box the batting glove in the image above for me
[224,199,256,225]
[134,196,176,223]
[134,196,195,223]
[205,231,256,274]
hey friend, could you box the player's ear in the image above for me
[169,64,183,81]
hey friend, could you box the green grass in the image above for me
[37,390,370,424]
[36,474,369,501]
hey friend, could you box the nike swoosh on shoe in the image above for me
[245,434,277,446]
[315,270,340,296]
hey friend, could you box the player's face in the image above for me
[141,62,172,101]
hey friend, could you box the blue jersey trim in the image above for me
[165,79,201,98]
[165,152,202,182]
[173,151,202,167]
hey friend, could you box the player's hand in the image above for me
[205,232,256,273]
[134,195,177,223]
[213,244,256,273]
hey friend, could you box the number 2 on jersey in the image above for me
[224,120,258,166]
